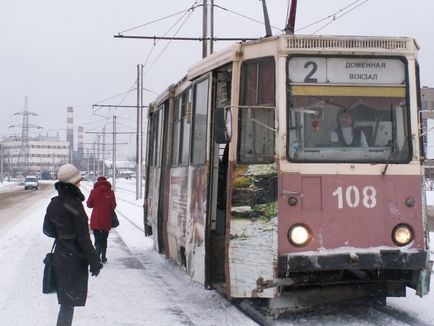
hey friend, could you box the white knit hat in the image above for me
[57,164,83,184]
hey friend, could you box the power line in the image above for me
[117,3,202,35]
[296,0,369,34]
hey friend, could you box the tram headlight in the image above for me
[392,223,414,246]
[288,224,312,247]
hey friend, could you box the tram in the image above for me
[143,34,431,311]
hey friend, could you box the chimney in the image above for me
[66,106,74,151]
[78,126,84,154]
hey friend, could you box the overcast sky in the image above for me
[1,0,433,159]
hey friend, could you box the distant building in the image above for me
[105,159,136,179]
[1,135,70,176]
[421,87,434,179]
[422,87,434,111]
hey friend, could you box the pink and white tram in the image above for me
[144,34,431,309]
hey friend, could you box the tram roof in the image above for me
[187,34,418,80]
[150,34,418,109]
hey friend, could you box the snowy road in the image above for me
[1,179,434,325]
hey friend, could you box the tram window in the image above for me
[238,57,276,164]
[171,96,182,166]
[239,108,275,163]
[191,79,209,165]
[240,57,275,107]
[149,110,159,167]
[288,92,411,163]
[180,90,191,165]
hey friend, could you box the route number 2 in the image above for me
[332,186,377,209]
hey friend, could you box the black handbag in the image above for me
[43,240,57,294]
[112,210,119,228]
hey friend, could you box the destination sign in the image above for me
[288,57,405,84]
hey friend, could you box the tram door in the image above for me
[206,64,232,288]
[146,103,168,253]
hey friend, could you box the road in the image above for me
[0,181,53,234]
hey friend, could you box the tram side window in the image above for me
[149,110,159,167]
[171,96,182,166]
[150,107,164,167]
[171,92,192,167]
[191,79,209,165]
[180,90,191,165]
[238,57,276,163]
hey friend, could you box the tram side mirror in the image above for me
[214,106,232,144]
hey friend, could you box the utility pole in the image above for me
[112,115,117,192]
[0,144,3,183]
[102,126,106,176]
[202,0,208,58]
[210,0,214,54]
[92,141,96,182]
[87,149,90,181]
[136,64,144,199]
[91,65,147,199]
[9,97,42,174]
[97,134,101,177]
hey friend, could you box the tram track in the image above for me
[115,208,144,232]
[116,195,142,208]
[370,304,432,326]
[233,299,432,326]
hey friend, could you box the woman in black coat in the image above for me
[43,164,103,326]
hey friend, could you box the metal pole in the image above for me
[52,153,55,180]
[92,142,96,182]
[210,0,214,54]
[136,64,141,199]
[87,149,90,180]
[0,144,3,183]
[202,0,208,58]
[7,150,10,182]
[139,64,144,198]
[113,115,117,192]
[97,134,101,177]
[102,126,106,176]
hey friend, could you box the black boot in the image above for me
[101,247,107,263]
[95,245,102,260]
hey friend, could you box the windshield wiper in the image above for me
[382,140,399,175]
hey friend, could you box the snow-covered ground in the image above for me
[0,179,434,325]
[0,179,256,326]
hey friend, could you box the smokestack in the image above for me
[66,106,74,151]
[78,126,84,154]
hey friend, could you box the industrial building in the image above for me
[0,135,70,177]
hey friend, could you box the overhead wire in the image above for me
[143,3,199,75]
[117,4,202,35]
[296,0,369,33]
[91,2,201,127]
[311,0,369,34]
[213,4,282,32]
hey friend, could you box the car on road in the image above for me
[24,176,39,190]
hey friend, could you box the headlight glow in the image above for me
[288,224,312,247]
[392,223,414,246]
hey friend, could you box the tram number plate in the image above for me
[332,186,377,209]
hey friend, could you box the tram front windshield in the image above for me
[287,57,410,163]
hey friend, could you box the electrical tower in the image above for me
[9,97,42,173]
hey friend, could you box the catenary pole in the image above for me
[136,64,144,199]
[202,0,208,58]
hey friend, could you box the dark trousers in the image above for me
[57,305,74,326]
[93,230,109,261]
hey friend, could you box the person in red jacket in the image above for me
[87,176,117,263]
